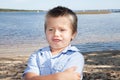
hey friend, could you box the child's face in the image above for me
[45,16,76,50]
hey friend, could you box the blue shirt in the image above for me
[23,45,84,79]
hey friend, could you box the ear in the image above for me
[71,32,77,40]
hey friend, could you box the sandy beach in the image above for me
[0,44,120,80]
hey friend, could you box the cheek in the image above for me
[63,34,72,40]
[45,32,49,39]
[46,32,52,40]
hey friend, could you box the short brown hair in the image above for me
[45,6,77,34]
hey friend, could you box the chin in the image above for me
[51,45,62,48]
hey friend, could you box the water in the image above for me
[0,12,46,45]
[0,12,120,52]
[75,42,120,53]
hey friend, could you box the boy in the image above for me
[23,6,84,80]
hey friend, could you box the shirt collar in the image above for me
[39,46,50,55]
[62,44,80,54]
[39,44,79,55]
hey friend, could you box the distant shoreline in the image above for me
[76,10,111,14]
[75,9,120,14]
[0,8,120,14]
[0,8,43,12]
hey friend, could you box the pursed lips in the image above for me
[52,38,61,42]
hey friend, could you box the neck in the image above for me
[50,47,65,55]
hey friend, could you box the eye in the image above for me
[48,28,53,31]
[60,29,66,31]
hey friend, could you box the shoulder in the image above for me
[63,45,84,61]
[68,45,83,55]
[27,46,50,65]
[29,46,50,58]
[69,45,84,59]
[32,46,50,54]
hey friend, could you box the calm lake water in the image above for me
[0,12,120,52]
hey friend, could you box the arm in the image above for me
[24,67,80,80]
[24,72,58,80]
[63,52,84,80]
[23,52,80,80]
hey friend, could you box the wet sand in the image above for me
[0,44,120,80]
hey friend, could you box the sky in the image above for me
[0,0,120,10]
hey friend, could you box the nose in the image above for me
[54,30,60,37]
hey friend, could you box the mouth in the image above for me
[52,39,61,42]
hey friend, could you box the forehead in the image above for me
[45,16,72,26]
